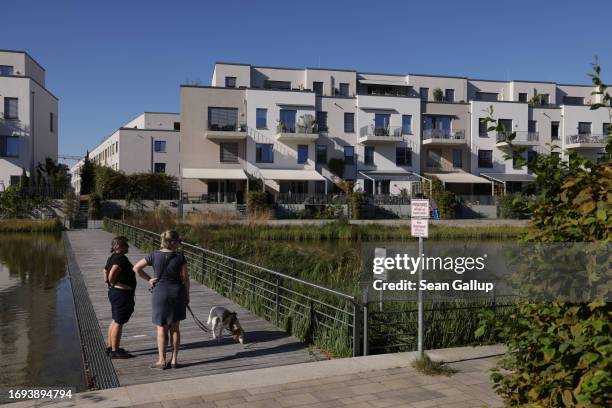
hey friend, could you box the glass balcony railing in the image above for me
[496,131,539,143]
[565,133,607,145]
[359,125,403,138]
[422,129,465,141]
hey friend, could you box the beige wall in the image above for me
[306,69,357,96]
[0,51,45,85]
[409,75,467,102]
[212,63,251,88]
[468,80,509,101]
[251,67,305,89]
[510,81,557,104]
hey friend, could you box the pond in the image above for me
[0,234,85,401]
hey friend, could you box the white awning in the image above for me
[425,172,492,184]
[360,170,422,182]
[358,79,408,86]
[182,168,247,180]
[259,169,325,181]
[480,173,536,183]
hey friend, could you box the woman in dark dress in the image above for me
[104,236,136,359]
[133,230,190,369]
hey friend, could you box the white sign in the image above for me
[411,199,430,219]
[411,219,429,238]
[374,247,388,281]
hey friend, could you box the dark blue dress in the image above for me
[145,251,187,326]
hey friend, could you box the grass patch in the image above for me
[411,354,458,376]
[0,218,63,232]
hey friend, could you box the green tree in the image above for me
[79,151,95,195]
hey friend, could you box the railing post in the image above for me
[275,278,280,325]
[363,287,369,356]
[200,251,206,282]
[352,301,361,357]
[230,260,236,295]
[309,300,315,343]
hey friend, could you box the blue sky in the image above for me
[4,0,612,159]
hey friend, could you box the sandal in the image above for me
[149,362,167,370]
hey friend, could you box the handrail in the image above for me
[565,133,607,144]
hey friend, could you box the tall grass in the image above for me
[0,218,63,232]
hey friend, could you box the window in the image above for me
[396,147,412,166]
[173,122,180,131]
[527,150,538,165]
[297,144,308,164]
[374,113,390,135]
[225,76,237,88]
[452,149,463,168]
[563,96,584,105]
[339,83,349,97]
[419,87,429,101]
[313,81,323,95]
[0,65,14,76]
[578,122,591,135]
[603,123,610,135]
[518,93,528,102]
[10,175,21,186]
[540,94,550,105]
[50,112,54,132]
[401,115,412,135]
[344,113,354,133]
[316,111,328,132]
[256,108,267,129]
[364,146,375,165]
[528,120,537,133]
[551,121,560,140]
[478,119,488,137]
[4,98,18,119]
[444,89,454,102]
[1,136,19,157]
[220,143,239,163]
[512,151,522,169]
[279,109,296,132]
[256,143,274,163]
[478,150,493,168]
[344,146,355,165]
[316,144,327,164]
[264,80,291,90]
[154,163,166,173]
[475,92,498,102]
[208,107,237,131]
[426,149,442,168]
[154,140,167,152]
[315,181,326,194]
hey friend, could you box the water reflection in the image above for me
[0,234,85,398]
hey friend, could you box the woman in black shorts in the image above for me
[104,236,136,359]
[133,230,190,369]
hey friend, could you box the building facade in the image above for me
[70,112,180,193]
[0,50,58,190]
[179,62,609,203]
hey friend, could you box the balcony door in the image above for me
[498,119,513,133]
[578,122,591,135]
[279,109,296,133]
[374,113,391,135]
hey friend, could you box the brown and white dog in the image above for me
[206,306,245,344]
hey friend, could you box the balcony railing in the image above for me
[359,125,403,138]
[496,131,539,143]
[456,195,496,206]
[565,133,608,145]
[276,194,347,205]
[370,195,411,205]
[276,123,318,134]
[207,123,247,132]
[182,192,238,204]
[422,129,465,141]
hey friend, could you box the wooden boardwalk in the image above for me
[65,229,320,388]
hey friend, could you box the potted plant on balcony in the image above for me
[298,114,315,133]
[433,88,444,102]
[276,120,287,133]
[239,123,247,132]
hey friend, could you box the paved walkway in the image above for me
[13,345,504,407]
[65,229,319,388]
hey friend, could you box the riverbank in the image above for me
[0,218,62,232]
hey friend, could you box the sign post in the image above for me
[410,199,429,360]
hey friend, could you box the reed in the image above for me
[0,218,63,232]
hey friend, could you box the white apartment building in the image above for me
[70,112,180,193]
[0,50,58,190]
[178,62,608,203]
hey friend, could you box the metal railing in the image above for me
[496,131,539,143]
[565,133,608,145]
[455,194,496,205]
[103,219,362,357]
[206,120,247,132]
[182,192,238,204]
[276,193,348,205]
[359,125,403,138]
[370,195,411,205]
[276,123,318,134]
[422,129,465,141]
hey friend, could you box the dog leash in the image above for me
[187,304,210,332]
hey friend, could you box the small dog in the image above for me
[206,306,245,344]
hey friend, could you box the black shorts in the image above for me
[108,287,135,324]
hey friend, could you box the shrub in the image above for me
[328,158,345,178]
[247,191,269,214]
[498,193,531,219]
[349,191,364,219]
[79,152,96,195]
[88,193,102,220]
[63,190,78,221]
[95,166,128,198]
[426,178,457,219]
[433,88,444,101]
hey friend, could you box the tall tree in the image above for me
[79,151,95,195]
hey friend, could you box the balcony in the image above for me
[276,123,319,142]
[495,131,539,148]
[205,123,247,140]
[422,129,466,145]
[565,133,608,149]
[359,125,404,144]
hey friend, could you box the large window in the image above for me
[452,149,463,168]
[316,111,328,132]
[401,115,412,135]
[518,93,528,102]
[364,146,375,165]
[603,123,610,135]
[338,83,349,97]
[512,151,521,169]
[374,113,390,135]
[528,120,537,133]
[264,80,291,90]
[279,109,296,132]
[154,140,166,152]
[154,163,166,173]
[444,89,454,102]
[475,92,499,102]
[4,97,18,119]
[478,119,488,137]
[208,107,237,131]
[426,149,442,168]
[344,146,355,165]
[478,150,493,168]
[220,143,239,163]
[297,144,308,164]
[256,108,267,129]
[225,77,237,88]
[563,96,584,105]
[578,122,591,134]
[396,147,412,166]
[344,113,354,133]
[313,82,323,95]
[50,112,54,132]
[551,121,560,140]
[1,136,19,157]
[256,143,274,163]
[315,144,327,164]
[0,65,14,76]
[419,87,429,101]
[527,150,538,165]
